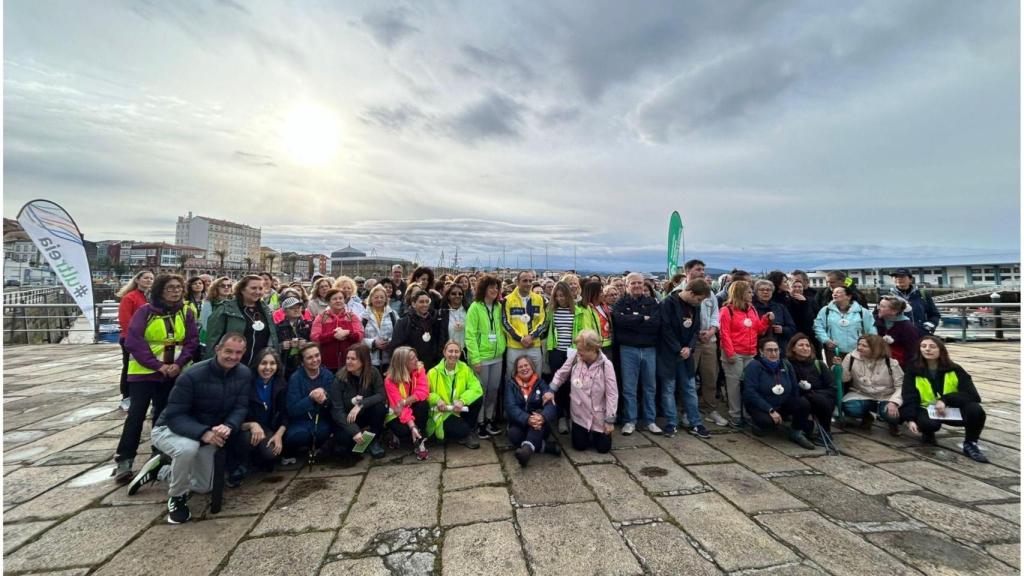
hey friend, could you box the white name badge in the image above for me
[520,314,531,324]
[742,318,753,328]
[772,384,784,395]
[422,333,432,342]
[572,378,583,389]
[839,319,850,327]
[251,320,265,332]
[488,334,498,343]
[683,319,693,328]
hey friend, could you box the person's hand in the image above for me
[473,363,482,374]
[410,425,422,442]
[698,330,710,343]
[923,322,936,333]
[679,347,691,360]
[436,400,447,412]
[886,403,900,420]
[202,430,226,447]
[417,361,425,371]
[882,335,894,344]
[282,340,292,350]
[907,421,919,435]
[376,338,387,349]
[825,341,837,350]
[528,413,542,429]
[934,400,946,416]
[347,406,360,424]
[832,355,843,366]
[604,423,614,435]
[521,336,534,347]
[334,328,350,341]
[212,424,232,439]
[158,364,174,377]
[453,400,464,413]
[167,364,181,378]
[542,392,554,404]
[726,355,737,364]
[773,325,783,334]
[310,388,327,404]
[769,410,782,425]
[766,311,775,322]
[643,315,650,321]
[353,432,364,446]
[791,293,806,302]
[267,433,283,456]
[249,423,265,446]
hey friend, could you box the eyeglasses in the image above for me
[165,286,184,291]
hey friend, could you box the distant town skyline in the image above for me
[4,2,1020,273]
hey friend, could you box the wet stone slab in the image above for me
[936,437,1021,473]
[517,502,642,576]
[644,431,733,465]
[5,464,120,521]
[320,557,391,576]
[740,563,829,576]
[35,449,116,466]
[866,529,1018,576]
[805,455,920,495]
[879,460,1016,502]
[706,434,809,473]
[987,544,1020,569]
[442,521,529,576]
[220,531,334,576]
[4,419,123,464]
[501,451,593,506]
[904,444,1022,481]
[623,521,723,576]
[93,516,256,576]
[3,519,56,554]
[887,494,1019,543]
[251,475,360,535]
[441,486,513,526]
[334,463,441,554]
[836,433,917,463]
[689,463,805,513]
[3,463,92,504]
[578,464,663,521]
[445,441,499,468]
[443,463,504,492]
[613,447,703,494]
[658,492,798,571]
[757,511,921,576]
[773,474,904,523]
[5,505,164,573]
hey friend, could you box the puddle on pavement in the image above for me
[68,465,116,487]
[276,477,330,507]
[639,466,668,478]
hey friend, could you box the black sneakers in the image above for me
[167,494,191,524]
[459,432,481,450]
[476,423,491,439]
[963,440,990,463]
[127,455,164,496]
[114,458,134,484]
[515,443,534,467]
[484,421,502,437]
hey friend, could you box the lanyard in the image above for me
[484,302,496,334]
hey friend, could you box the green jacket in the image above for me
[426,360,483,440]
[546,305,586,351]
[465,301,506,365]
[580,305,613,348]
[205,298,279,359]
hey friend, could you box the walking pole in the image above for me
[308,412,319,472]
[814,417,840,456]
[210,448,225,514]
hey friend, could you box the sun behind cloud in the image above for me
[281,103,341,165]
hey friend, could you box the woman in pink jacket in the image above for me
[384,346,430,460]
[718,281,772,427]
[548,329,618,453]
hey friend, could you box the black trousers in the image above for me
[116,378,174,462]
[747,395,813,435]
[915,402,986,443]
[806,392,836,433]
[548,349,571,419]
[387,402,429,441]
[225,428,271,472]
[571,422,612,453]
[437,399,482,443]
[509,421,552,450]
[334,403,388,449]
[118,337,130,398]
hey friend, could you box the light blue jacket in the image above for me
[813,301,877,355]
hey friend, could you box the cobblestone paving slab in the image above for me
[445,441,499,468]
[831,433,917,463]
[887,493,1019,543]
[706,433,809,472]
[986,544,1020,569]
[739,563,829,576]
[501,451,593,506]
[5,505,164,573]
[517,501,642,576]
[93,516,256,576]
[757,510,922,575]
[614,446,703,494]
[292,456,371,477]
[644,431,732,465]
[4,429,52,448]
[320,557,391,576]
[865,529,1018,576]
[935,437,1021,473]
[31,402,121,430]
[251,475,360,535]
[750,430,826,458]
[773,474,904,523]
[804,455,920,495]
[622,521,723,575]
[690,463,805,513]
[903,444,1022,481]
[4,420,123,464]
[442,521,529,576]
[3,463,92,504]
[219,531,334,576]
[577,463,663,522]
[879,460,1016,502]
[5,464,120,521]
[563,439,618,464]
[609,428,653,449]
[978,502,1021,524]
[334,463,441,553]
[3,519,56,554]
[657,492,798,571]
[441,486,513,526]
[35,448,117,466]
[443,463,504,492]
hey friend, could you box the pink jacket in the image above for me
[719,305,771,358]
[385,368,429,424]
[551,353,618,433]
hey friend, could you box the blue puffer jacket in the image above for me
[813,301,877,355]
[286,366,335,439]
[742,357,798,413]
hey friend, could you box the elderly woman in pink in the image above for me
[547,329,618,453]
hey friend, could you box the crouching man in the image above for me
[127,332,251,524]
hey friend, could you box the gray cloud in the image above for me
[457,44,534,83]
[232,150,276,167]
[359,103,431,133]
[446,93,526,142]
[360,7,419,49]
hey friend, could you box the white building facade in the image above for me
[175,212,260,269]
[812,253,1020,289]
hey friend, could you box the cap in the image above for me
[281,297,302,309]
[890,268,913,277]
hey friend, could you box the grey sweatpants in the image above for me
[151,425,215,498]
[479,360,503,422]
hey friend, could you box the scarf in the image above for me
[759,357,781,372]
[515,372,538,397]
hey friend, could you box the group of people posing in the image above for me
[109,261,989,525]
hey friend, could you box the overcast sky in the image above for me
[4,1,1020,272]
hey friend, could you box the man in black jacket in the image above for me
[612,273,662,436]
[127,332,251,524]
[657,278,711,439]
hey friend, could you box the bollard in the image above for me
[960,307,968,342]
[991,292,1003,340]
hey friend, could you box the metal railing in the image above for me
[933,302,1020,342]
[4,301,120,344]
[2,287,66,306]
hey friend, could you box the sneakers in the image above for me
[542,441,562,456]
[728,417,747,430]
[707,411,729,427]
[114,458,134,484]
[662,425,677,438]
[485,421,502,437]
[119,397,131,413]
[859,412,875,431]
[127,454,164,495]
[225,466,246,489]
[557,418,568,435]
[790,430,815,450]
[167,494,191,524]
[460,432,480,450]
[515,443,534,467]
[622,422,636,436]
[645,423,663,435]
[414,438,430,461]
[369,438,386,459]
[888,423,901,437]
[963,440,990,463]
[476,423,491,439]
[689,425,711,439]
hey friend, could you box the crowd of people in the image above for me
[110,261,988,525]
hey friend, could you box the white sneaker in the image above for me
[622,422,636,435]
[646,423,663,435]
[119,398,131,413]
[557,418,568,435]
[707,411,729,427]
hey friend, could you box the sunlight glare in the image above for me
[281,103,341,165]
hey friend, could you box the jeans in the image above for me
[619,345,657,425]
[659,358,702,428]
[842,399,900,424]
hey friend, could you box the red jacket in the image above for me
[719,304,771,358]
[118,289,148,339]
[310,309,364,371]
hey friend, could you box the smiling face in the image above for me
[138,272,155,291]
[406,350,419,372]
[443,343,461,366]
[832,287,851,307]
[791,280,804,296]
[242,280,264,305]
[370,291,387,309]
[301,346,322,371]
[258,354,278,380]
[216,337,246,370]
[413,293,431,316]
[515,356,534,379]
[919,338,941,361]
[448,288,464,308]
[791,338,813,360]
[345,349,362,373]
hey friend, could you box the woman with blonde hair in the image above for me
[841,334,903,435]
[362,284,399,373]
[384,346,430,460]
[719,280,772,427]
[307,277,333,317]
[333,276,366,317]
[115,270,155,412]
[548,329,618,453]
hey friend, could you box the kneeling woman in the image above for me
[840,335,903,435]
[331,344,387,459]
[901,336,989,463]
[284,343,335,457]
[385,347,431,460]
[427,341,483,449]
[742,338,815,449]
[786,333,836,435]
[231,348,289,483]
[550,330,617,454]
[507,355,559,466]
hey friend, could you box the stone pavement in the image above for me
[3,342,1020,575]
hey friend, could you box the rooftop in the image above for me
[813,252,1021,271]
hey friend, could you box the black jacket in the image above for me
[156,357,251,441]
[786,297,820,349]
[612,294,661,348]
[788,357,835,398]
[900,363,980,420]
[390,310,443,368]
[656,294,702,379]
[753,298,796,354]
[742,357,798,413]
[330,366,387,438]
[245,374,289,433]
[275,317,312,377]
